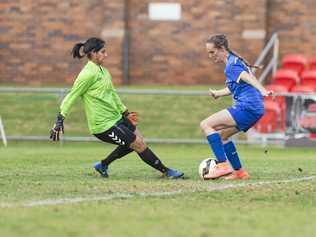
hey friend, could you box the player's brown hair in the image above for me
[207,34,260,69]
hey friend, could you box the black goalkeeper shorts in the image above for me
[94,117,136,147]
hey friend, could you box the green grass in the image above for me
[0,141,315,237]
[0,85,232,138]
[1,86,315,236]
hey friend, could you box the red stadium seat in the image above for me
[309,133,316,140]
[264,100,281,114]
[281,54,307,76]
[265,84,289,93]
[291,85,315,93]
[254,115,275,133]
[308,103,316,112]
[299,115,316,132]
[300,70,316,91]
[255,101,281,133]
[308,56,316,70]
[264,84,288,131]
[271,69,300,91]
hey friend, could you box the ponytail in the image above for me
[228,49,261,69]
[71,43,85,59]
[71,38,105,59]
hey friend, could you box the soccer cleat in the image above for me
[203,161,232,179]
[165,168,184,179]
[94,162,108,178]
[224,168,250,180]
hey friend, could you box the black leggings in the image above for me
[94,117,168,173]
[94,117,136,147]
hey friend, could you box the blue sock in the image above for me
[206,133,227,163]
[223,141,242,170]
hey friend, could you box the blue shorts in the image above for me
[227,106,264,132]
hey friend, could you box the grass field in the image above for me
[0,85,232,139]
[0,141,315,237]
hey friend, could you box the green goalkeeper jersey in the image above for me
[60,60,126,134]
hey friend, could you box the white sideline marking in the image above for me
[1,176,315,208]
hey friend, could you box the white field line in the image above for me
[1,176,315,209]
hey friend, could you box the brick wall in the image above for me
[128,0,267,84]
[0,0,315,85]
[267,0,316,61]
[0,0,125,85]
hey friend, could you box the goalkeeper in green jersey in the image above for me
[49,37,183,179]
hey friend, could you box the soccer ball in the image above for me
[198,158,218,180]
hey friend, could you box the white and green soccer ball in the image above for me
[198,158,218,180]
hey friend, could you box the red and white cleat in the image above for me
[224,168,250,180]
[204,161,232,179]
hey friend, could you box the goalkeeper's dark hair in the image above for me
[71,37,105,59]
[207,34,260,69]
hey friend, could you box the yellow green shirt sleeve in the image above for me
[60,69,94,118]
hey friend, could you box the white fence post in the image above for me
[0,116,8,147]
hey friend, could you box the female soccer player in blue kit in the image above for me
[200,34,273,180]
[50,37,183,179]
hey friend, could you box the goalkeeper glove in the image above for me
[122,110,138,126]
[50,113,64,141]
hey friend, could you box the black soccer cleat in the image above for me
[165,168,184,179]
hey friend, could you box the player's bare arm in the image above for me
[209,87,231,99]
[238,71,273,97]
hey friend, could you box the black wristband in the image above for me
[57,113,64,121]
[122,110,129,117]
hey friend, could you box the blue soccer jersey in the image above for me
[224,54,264,115]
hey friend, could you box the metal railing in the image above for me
[252,33,279,82]
[0,87,224,145]
[1,86,315,146]
[247,92,316,146]
[0,87,209,96]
